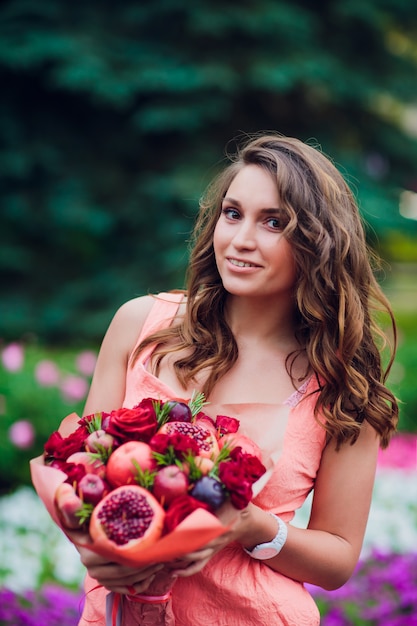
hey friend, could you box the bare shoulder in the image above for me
[114,294,156,326]
[114,292,185,324]
[100,295,156,361]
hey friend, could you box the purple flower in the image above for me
[0,585,84,626]
[310,550,417,625]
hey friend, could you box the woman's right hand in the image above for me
[77,545,171,595]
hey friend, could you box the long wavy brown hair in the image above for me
[132,133,398,448]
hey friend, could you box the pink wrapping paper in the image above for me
[30,412,238,567]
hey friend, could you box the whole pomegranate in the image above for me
[89,485,164,558]
[106,441,155,488]
[158,421,219,459]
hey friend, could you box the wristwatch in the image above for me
[244,513,288,560]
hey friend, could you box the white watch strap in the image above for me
[244,513,287,558]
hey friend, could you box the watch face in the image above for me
[252,546,279,560]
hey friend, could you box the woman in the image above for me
[77,134,398,625]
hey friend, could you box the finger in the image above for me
[171,557,211,577]
[84,561,164,586]
[78,549,115,569]
[127,572,176,597]
[170,547,214,565]
[102,575,157,595]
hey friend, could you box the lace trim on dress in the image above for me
[284,377,312,408]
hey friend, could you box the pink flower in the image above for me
[60,375,89,402]
[76,350,97,377]
[378,433,417,470]
[9,420,35,449]
[2,343,24,372]
[35,360,60,387]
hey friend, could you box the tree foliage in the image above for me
[1,0,417,341]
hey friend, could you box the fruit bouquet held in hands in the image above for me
[30,392,267,566]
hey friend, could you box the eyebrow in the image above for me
[222,196,283,214]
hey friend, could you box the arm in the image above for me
[75,295,177,593]
[172,421,379,591]
[83,295,155,415]
[263,420,379,589]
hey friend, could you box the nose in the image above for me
[231,220,257,250]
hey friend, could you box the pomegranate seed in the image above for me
[97,488,154,545]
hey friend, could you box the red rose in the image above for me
[149,433,171,453]
[44,432,64,458]
[44,425,88,461]
[49,459,86,487]
[106,400,158,444]
[163,494,211,534]
[149,433,200,459]
[230,447,266,483]
[218,461,253,509]
[215,415,240,435]
[63,462,87,486]
[195,412,216,429]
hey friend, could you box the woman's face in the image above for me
[213,164,296,302]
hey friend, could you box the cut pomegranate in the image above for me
[158,421,219,459]
[89,485,164,557]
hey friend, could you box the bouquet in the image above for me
[30,393,267,567]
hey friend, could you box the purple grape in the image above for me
[190,476,226,510]
[166,401,192,423]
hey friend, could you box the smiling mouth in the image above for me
[228,258,259,268]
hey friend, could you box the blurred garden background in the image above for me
[0,0,417,624]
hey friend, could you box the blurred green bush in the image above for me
[390,310,417,433]
[1,0,417,343]
[0,342,95,492]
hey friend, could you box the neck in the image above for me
[224,294,298,348]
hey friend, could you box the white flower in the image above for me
[293,467,417,558]
[0,486,84,592]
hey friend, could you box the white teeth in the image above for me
[230,259,255,267]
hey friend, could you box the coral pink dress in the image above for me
[80,293,327,626]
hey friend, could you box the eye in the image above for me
[221,207,241,221]
[265,216,288,231]
[266,217,282,229]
